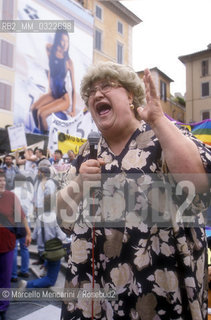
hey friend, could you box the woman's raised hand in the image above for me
[137,69,165,128]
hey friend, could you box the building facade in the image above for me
[0,0,17,127]
[76,0,141,65]
[179,45,211,122]
[137,68,185,122]
[1,0,185,131]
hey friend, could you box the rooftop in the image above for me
[179,45,211,63]
[137,67,174,83]
[101,0,142,26]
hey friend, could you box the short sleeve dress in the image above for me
[60,121,211,320]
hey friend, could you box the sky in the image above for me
[122,0,211,96]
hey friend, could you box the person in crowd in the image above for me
[1,155,19,190]
[50,149,64,166]
[15,147,37,181]
[55,149,64,164]
[35,148,51,168]
[0,170,31,320]
[31,29,76,133]
[34,166,57,217]
[11,174,34,282]
[57,62,211,319]
[49,149,74,175]
[33,148,51,209]
[19,194,71,289]
[33,166,58,265]
[51,149,73,174]
[66,149,76,164]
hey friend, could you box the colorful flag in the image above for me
[166,115,211,147]
[187,120,211,147]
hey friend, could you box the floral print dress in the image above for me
[59,121,211,320]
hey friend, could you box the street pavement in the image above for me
[6,245,66,320]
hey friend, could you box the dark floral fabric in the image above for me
[60,121,211,320]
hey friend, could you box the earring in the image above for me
[130,103,134,110]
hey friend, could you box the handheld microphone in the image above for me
[88,131,100,159]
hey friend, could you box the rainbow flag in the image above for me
[166,115,211,147]
[181,120,211,147]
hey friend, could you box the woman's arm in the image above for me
[67,58,76,117]
[46,44,52,92]
[137,69,209,193]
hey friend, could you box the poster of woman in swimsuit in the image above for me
[14,0,93,135]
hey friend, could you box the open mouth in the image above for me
[96,103,111,116]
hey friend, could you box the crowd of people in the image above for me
[0,147,75,320]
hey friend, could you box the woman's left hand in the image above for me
[137,69,165,128]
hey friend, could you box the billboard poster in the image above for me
[14,0,93,135]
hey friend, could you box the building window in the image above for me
[0,82,12,111]
[117,42,123,64]
[201,82,209,97]
[95,29,102,51]
[2,0,14,20]
[95,5,102,20]
[201,60,208,77]
[118,21,123,35]
[201,111,210,120]
[160,80,167,101]
[0,40,14,68]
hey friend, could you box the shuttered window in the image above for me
[95,5,102,20]
[0,40,14,67]
[2,0,14,20]
[95,29,102,51]
[202,111,210,120]
[117,42,123,64]
[118,21,123,35]
[201,60,208,77]
[160,80,167,101]
[0,82,12,110]
[201,82,209,97]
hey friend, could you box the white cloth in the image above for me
[34,179,57,210]
[13,180,34,221]
[32,211,72,253]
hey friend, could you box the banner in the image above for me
[58,134,87,155]
[48,109,98,154]
[7,124,27,152]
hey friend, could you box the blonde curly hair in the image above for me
[80,61,145,119]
